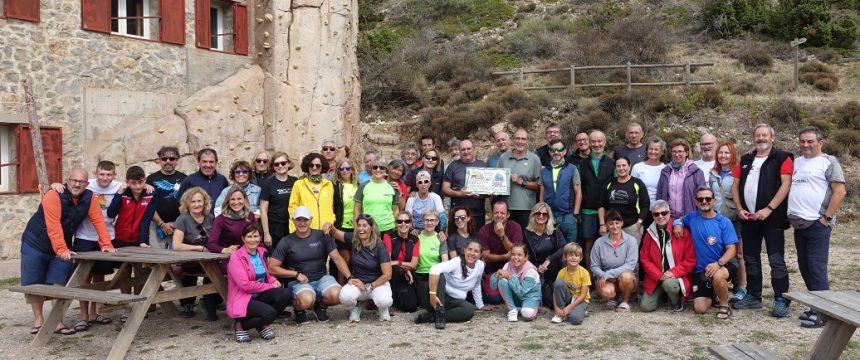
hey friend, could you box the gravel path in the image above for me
[0,228,858,359]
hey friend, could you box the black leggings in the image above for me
[238,287,293,330]
[391,267,418,312]
[436,276,475,323]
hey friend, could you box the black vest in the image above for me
[737,149,792,229]
[22,188,94,254]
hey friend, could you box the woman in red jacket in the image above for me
[639,200,696,312]
[227,223,292,343]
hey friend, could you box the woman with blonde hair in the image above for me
[332,158,360,282]
[208,186,257,255]
[173,186,220,320]
[251,150,273,184]
[523,202,567,307]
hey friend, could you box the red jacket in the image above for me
[640,218,696,299]
[108,189,158,245]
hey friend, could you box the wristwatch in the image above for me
[717,260,726,267]
[823,214,834,222]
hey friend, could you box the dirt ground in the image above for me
[0,225,858,360]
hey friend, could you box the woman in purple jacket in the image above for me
[656,138,706,219]
[208,186,258,255]
[227,223,292,342]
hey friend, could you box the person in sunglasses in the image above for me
[288,153,335,232]
[445,207,475,259]
[639,200,696,313]
[383,212,421,312]
[214,161,262,217]
[332,158,359,283]
[539,138,581,246]
[354,158,401,234]
[259,152,297,251]
[320,140,338,180]
[523,202,566,307]
[406,171,447,232]
[172,187,220,319]
[251,150,273,184]
[147,146,187,249]
[405,148,444,195]
[673,186,738,320]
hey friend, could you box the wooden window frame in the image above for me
[0,124,63,195]
[81,0,186,45]
[195,0,247,55]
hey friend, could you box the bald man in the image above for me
[487,131,511,168]
[578,130,616,270]
[613,122,646,166]
[694,133,717,176]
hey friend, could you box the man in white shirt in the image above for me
[787,126,846,328]
[694,133,717,176]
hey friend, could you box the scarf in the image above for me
[503,259,538,281]
[224,208,247,220]
[302,173,323,183]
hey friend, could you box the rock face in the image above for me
[0,0,361,258]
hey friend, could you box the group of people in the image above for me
[21,122,845,342]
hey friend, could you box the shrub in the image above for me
[506,17,578,60]
[806,117,836,133]
[811,48,842,63]
[770,0,859,48]
[729,79,761,95]
[734,43,773,72]
[408,0,515,35]
[575,110,612,132]
[493,86,533,111]
[704,0,771,38]
[798,61,839,91]
[767,97,804,127]
[835,101,860,129]
[506,109,538,129]
[565,15,670,66]
[831,129,860,155]
[814,78,838,92]
[697,86,725,108]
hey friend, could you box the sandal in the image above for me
[89,314,112,325]
[29,326,41,335]
[606,300,618,309]
[615,302,631,313]
[801,314,827,328]
[73,320,90,332]
[716,305,732,320]
[54,326,76,335]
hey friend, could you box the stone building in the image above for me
[0,0,361,258]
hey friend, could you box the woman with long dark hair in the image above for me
[446,206,475,259]
[337,215,394,322]
[288,153,335,232]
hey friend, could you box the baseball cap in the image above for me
[293,206,312,220]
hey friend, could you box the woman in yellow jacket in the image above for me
[288,153,335,232]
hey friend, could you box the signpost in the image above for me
[791,37,807,90]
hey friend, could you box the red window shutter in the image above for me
[160,0,186,45]
[195,0,211,49]
[5,0,41,22]
[16,125,63,193]
[81,0,112,33]
[232,3,248,55]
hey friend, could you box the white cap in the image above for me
[292,206,312,219]
[416,170,432,181]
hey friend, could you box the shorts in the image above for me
[71,239,115,275]
[288,274,340,297]
[580,214,600,242]
[692,259,738,299]
[20,241,75,286]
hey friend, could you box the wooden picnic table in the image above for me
[20,247,229,360]
[783,290,860,360]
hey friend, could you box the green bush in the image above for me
[408,0,515,35]
[704,0,771,38]
[734,44,773,72]
[770,0,859,48]
[505,17,578,60]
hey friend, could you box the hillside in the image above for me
[356,0,860,212]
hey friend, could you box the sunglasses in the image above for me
[273,161,289,167]
[535,212,549,218]
[161,157,178,162]
[454,215,467,222]
[356,213,373,221]
[233,169,250,174]
[696,197,714,203]
[371,165,385,171]
[309,163,323,169]
[549,147,565,153]
[338,166,352,171]
[423,155,439,161]
[652,210,670,217]
[322,146,336,151]
[417,180,430,184]
[396,219,411,224]
[255,158,268,164]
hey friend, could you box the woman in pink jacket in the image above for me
[227,223,292,343]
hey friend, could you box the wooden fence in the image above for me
[492,61,716,93]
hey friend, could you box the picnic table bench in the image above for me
[708,343,781,360]
[12,247,228,360]
[784,290,860,360]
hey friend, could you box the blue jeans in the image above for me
[555,214,578,244]
[794,220,831,292]
[740,222,789,301]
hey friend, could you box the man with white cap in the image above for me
[268,206,352,324]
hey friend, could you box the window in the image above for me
[2,0,40,22]
[0,124,62,194]
[195,0,247,55]
[82,0,186,45]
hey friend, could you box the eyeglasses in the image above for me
[549,147,565,153]
[371,165,385,171]
[338,166,351,171]
[423,155,439,161]
[161,157,178,162]
[423,218,438,223]
[696,197,714,203]
[233,169,250,174]
[255,158,268,164]
[652,210,670,217]
[454,215,467,222]
[309,163,323,169]
[322,146,336,152]
[417,180,430,184]
[396,219,411,224]
[535,212,549,218]
[273,161,289,167]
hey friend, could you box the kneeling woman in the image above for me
[415,240,491,329]
[336,215,394,322]
[590,209,638,312]
[491,244,541,322]
[226,223,292,342]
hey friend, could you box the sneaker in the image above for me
[434,305,446,330]
[731,295,763,310]
[178,304,195,318]
[414,311,434,324]
[259,326,275,340]
[349,305,363,323]
[314,304,330,323]
[235,329,251,343]
[294,311,309,325]
[507,309,519,322]
[378,308,391,322]
[550,315,563,324]
[730,288,747,303]
[673,299,685,313]
[771,298,791,318]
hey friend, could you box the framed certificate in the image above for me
[464,167,510,195]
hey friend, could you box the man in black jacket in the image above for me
[730,124,794,318]
[577,130,615,270]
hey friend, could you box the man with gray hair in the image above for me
[694,133,717,176]
[787,126,846,328]
[730,123,794,317]
[640,200,695,312]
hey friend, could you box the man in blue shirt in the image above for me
[674,186,737,319]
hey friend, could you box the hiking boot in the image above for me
[294,311,309,325]
[771,298,791,318]
[179,304,195,318]
[731,295,763,310]
[314,304,330,323]
[434,305,446,330]
[730,288,747,304]
[414,311,434,324]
